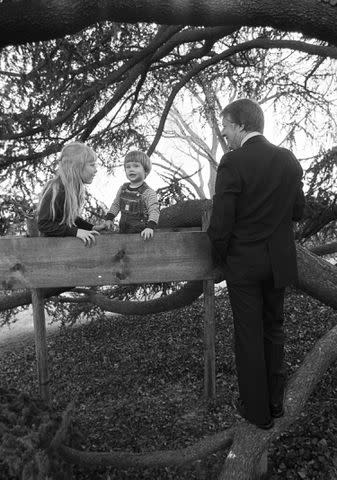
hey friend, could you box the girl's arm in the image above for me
[75,217,94,230]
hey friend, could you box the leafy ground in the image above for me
[0,289,336,479]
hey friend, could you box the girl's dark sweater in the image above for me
[37,184,93,237]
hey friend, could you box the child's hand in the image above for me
[104,220,117,231]
[76,228,99,246]
[140,228,154,240]
[93,222,108,232]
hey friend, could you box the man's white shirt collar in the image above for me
[241,131,262,147]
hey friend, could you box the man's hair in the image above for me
[124,150,152,174]
[222,99,264,133]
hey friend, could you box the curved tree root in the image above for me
[53,323,337,479]
[86,281,203,315]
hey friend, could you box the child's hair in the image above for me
[38,142,96,227]
[124,150,152,175]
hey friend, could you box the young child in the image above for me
[104,150,159,239]
[37,142,105,246]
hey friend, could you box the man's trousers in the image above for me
[227,275,286,425]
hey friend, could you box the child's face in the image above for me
[125,161,146,185]
[81,157,97,184]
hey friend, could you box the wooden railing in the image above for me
[0,229,216,403]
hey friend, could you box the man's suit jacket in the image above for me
[207,135,305,288]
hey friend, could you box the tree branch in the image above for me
[2,0,337,48]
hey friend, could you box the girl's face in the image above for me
[81,156,97,184]
[125,161,146,185]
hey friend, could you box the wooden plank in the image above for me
[0,231,214,289]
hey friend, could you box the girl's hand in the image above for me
[140,228,154,240]
[76,228,99,246]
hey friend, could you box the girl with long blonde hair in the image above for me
[38,142,104,245]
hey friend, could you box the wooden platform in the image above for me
[0,229,216,403]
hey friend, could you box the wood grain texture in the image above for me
[0,232,214,289]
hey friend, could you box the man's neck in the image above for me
[241,131,262,146]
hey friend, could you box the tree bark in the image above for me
[309,241,337,257]
[1,0,337,49]
[296,244,337,310]
[0,288,71,312]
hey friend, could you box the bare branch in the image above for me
[148,37,337,155]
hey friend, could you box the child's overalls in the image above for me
[119,182,149,233]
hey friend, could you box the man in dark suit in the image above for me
[207,99,305,429]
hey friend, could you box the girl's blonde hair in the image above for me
[38,142,96,227]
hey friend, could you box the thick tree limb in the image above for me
[296,244,337,310]
[1,0,337,48]
[309,241,337,257]
[0,288,72,312]
[62,281,204,315]
[58,429,234,468]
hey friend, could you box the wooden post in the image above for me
[202,208,216,400]
[26,217,50,404]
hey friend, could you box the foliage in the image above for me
[0,387,74,480]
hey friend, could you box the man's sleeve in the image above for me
[207,157,242,263]
[292,181,305,221]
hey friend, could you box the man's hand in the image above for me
[140,228,154,240]
[76,228,99,246]
[213,265,226,283]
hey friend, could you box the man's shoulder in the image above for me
[219,149,240,167]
